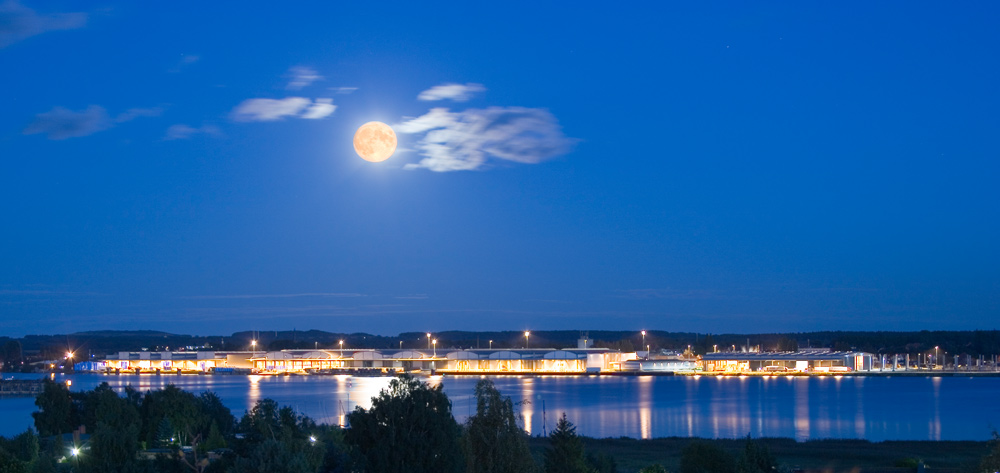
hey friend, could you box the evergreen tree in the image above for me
[345,374,462,473]
[735,435,777,473]
[544,414,594,473]
[464,379,537,473]
[156,417,175,447]
[203,422,227,451]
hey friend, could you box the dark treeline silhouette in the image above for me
[4,377,1000,473]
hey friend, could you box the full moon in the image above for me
[353,121,397,163]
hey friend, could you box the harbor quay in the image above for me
[71,341,1000,377]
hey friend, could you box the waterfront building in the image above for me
[701,349,873,373]
[103,351,252,373]
[249,348,633,374]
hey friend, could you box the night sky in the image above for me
[1,2,998,336]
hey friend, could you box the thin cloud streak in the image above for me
[230,97,335,122]
[286,66,322,90]
[417,83,485,102]
[163,124,222,140]
[0,0,86,48]
[23,105,110,140]
[183,293,366,300]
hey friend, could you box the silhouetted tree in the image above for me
[735,435,777,473]
[544,414,594,473]
[86,384,143,473]
[346,374,462,473]
[680,441,735,473]
[32,380,75,436]
[464,379,537,473]
[980,430,1000,473]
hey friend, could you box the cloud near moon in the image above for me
[397,106,574,172]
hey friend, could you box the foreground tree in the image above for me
[86,384,143,473]
[981,430,1000,473]
[680,441,735,473]
[346,374,462,473]
[544,414,594,473]
[32,380,76,437]
[464,379,537,473]
[232,399,325,473]
[735,435,777,473]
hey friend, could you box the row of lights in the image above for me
[245,330,662,353]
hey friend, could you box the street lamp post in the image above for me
[427,333,432,350]
[432,339,437,357]
[250,340,256,358]
[934,346,939,370]
[489,340,493,350]
[399,341,403,350]
[339,340,344,350]
[524,331,530,349]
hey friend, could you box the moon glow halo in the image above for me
[353,121,397,163]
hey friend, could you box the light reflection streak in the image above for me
[854,377,865,438]
[521,377,534,436]
[638,376,652,439]
[930,377,941,440]
[794,378,809,441]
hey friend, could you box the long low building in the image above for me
[251,348,634,374]
[701,349,873,373]
[103,351,254,373]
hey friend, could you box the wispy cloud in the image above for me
[615,288,716,300]
[115,107,163,123]
[0,289,103,296]
[168,54,199,73]
[183,293,365,300]
[397,106,574,172]
[24,104,162,140]
[286,66,323,90]
[418,83,485,102]
[230,97,311,121]
[230,97,336,122]
[163,124,221,141]
[0,0,86,48]
[300,98,336,119]
[23,105,110,140]
[329,87,357,94]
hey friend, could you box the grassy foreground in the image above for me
[528,436,991,473]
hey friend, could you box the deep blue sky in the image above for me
[1,2,998,336]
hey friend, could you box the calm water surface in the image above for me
[2,373,997,441]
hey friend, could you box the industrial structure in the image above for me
[92,346,877,376]
[701,349,873,373]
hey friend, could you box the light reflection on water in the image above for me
[0,373,991,441]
